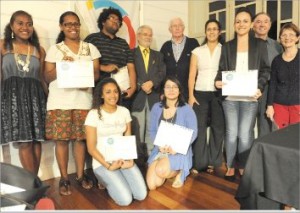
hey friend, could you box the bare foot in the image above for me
[239,169,244,176]
[172,171,183,188]
[190,168,199,175]
[59,179,71,196]
[76,176,93,190]
[97,183,106,190]
[225,168,235,176]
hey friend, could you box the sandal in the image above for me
[75,175,93,190]
[172,179,183,188]
[59,179,71,196]
[190,168,199,175]
[206,166,214,174]
[172,171,183,188]
[97,183,106,190]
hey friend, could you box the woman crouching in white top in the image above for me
[85,78,147,206]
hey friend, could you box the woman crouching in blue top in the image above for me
[146,76,198,190]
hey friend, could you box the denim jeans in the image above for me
[222,100,258,168]
[94,164,147,206]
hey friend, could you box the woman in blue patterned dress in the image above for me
[1,10,48,175]
[146,76,198,189]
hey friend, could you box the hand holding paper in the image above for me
[56,61,94,88]
[222,70,258,96]
[154,120,194,155]
[99,135,137,162]
[111,66,130,91]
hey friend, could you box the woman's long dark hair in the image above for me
[92,78,122,120]
[56,11,80,44]
[201,19,224,45]
[3,10,40,52]
[160,76,186,109]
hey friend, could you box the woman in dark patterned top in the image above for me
[266,23,300,129]
[1,10,47,175]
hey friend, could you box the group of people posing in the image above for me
[1,6,299,207]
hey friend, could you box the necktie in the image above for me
[142,48,149,72]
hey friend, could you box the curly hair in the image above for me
[56,11,80,44]
[3,10,40,52]
[160,76,186,109]
[92,78,122,120]
[97,7,123,30]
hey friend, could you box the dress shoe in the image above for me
[224,174,236,182]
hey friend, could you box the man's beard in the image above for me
[106,26,119,35]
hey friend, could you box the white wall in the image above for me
[141,1,189,50]
[0,0,189,180]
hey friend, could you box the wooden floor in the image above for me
[43,163,241,210]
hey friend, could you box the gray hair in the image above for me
[137,25,153,35]
[252,12,272,22]
[169,17,185,29]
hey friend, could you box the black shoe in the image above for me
[224,175,236,182]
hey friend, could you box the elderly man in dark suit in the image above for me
[132,25,166,164]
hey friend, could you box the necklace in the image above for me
[13,43,31,72]
[56,41,91,59]
[164,107,177,124]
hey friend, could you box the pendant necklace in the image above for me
[164,107,177,124]
[13,43,31,72]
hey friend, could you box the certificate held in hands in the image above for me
[111,66,130,91]
[222,70,258,96]
[56,61,94,88]
[154,120,194,155]
[100,135,137,162]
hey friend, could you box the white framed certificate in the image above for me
[222,70,258,96]
[154,120,194,155]
[99,135,137,162]
[56,61,94,88]
[111,66,130,91]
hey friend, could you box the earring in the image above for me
[11,32,14,39]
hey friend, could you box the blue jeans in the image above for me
[222,100,258,168]
[94,164,147,206]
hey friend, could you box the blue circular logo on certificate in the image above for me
[61,63,70,70]
[226,74,234,81]
[107,138,114,145]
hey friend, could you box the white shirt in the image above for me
[226,52,256,102]
[84,106,132,169]
[192,43,222,91]
[45,41,101,110]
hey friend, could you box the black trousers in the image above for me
[192,91,225,171]
[257,84,272,138]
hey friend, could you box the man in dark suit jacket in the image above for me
[160,17,199,100]
[132,25,166,161]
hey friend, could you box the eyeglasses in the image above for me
[107,16,121,25]
[164,86,179,90]
[63,22,81,28]
[171,24,184,29]
[206,28,219,32]
[280,33,297,39]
